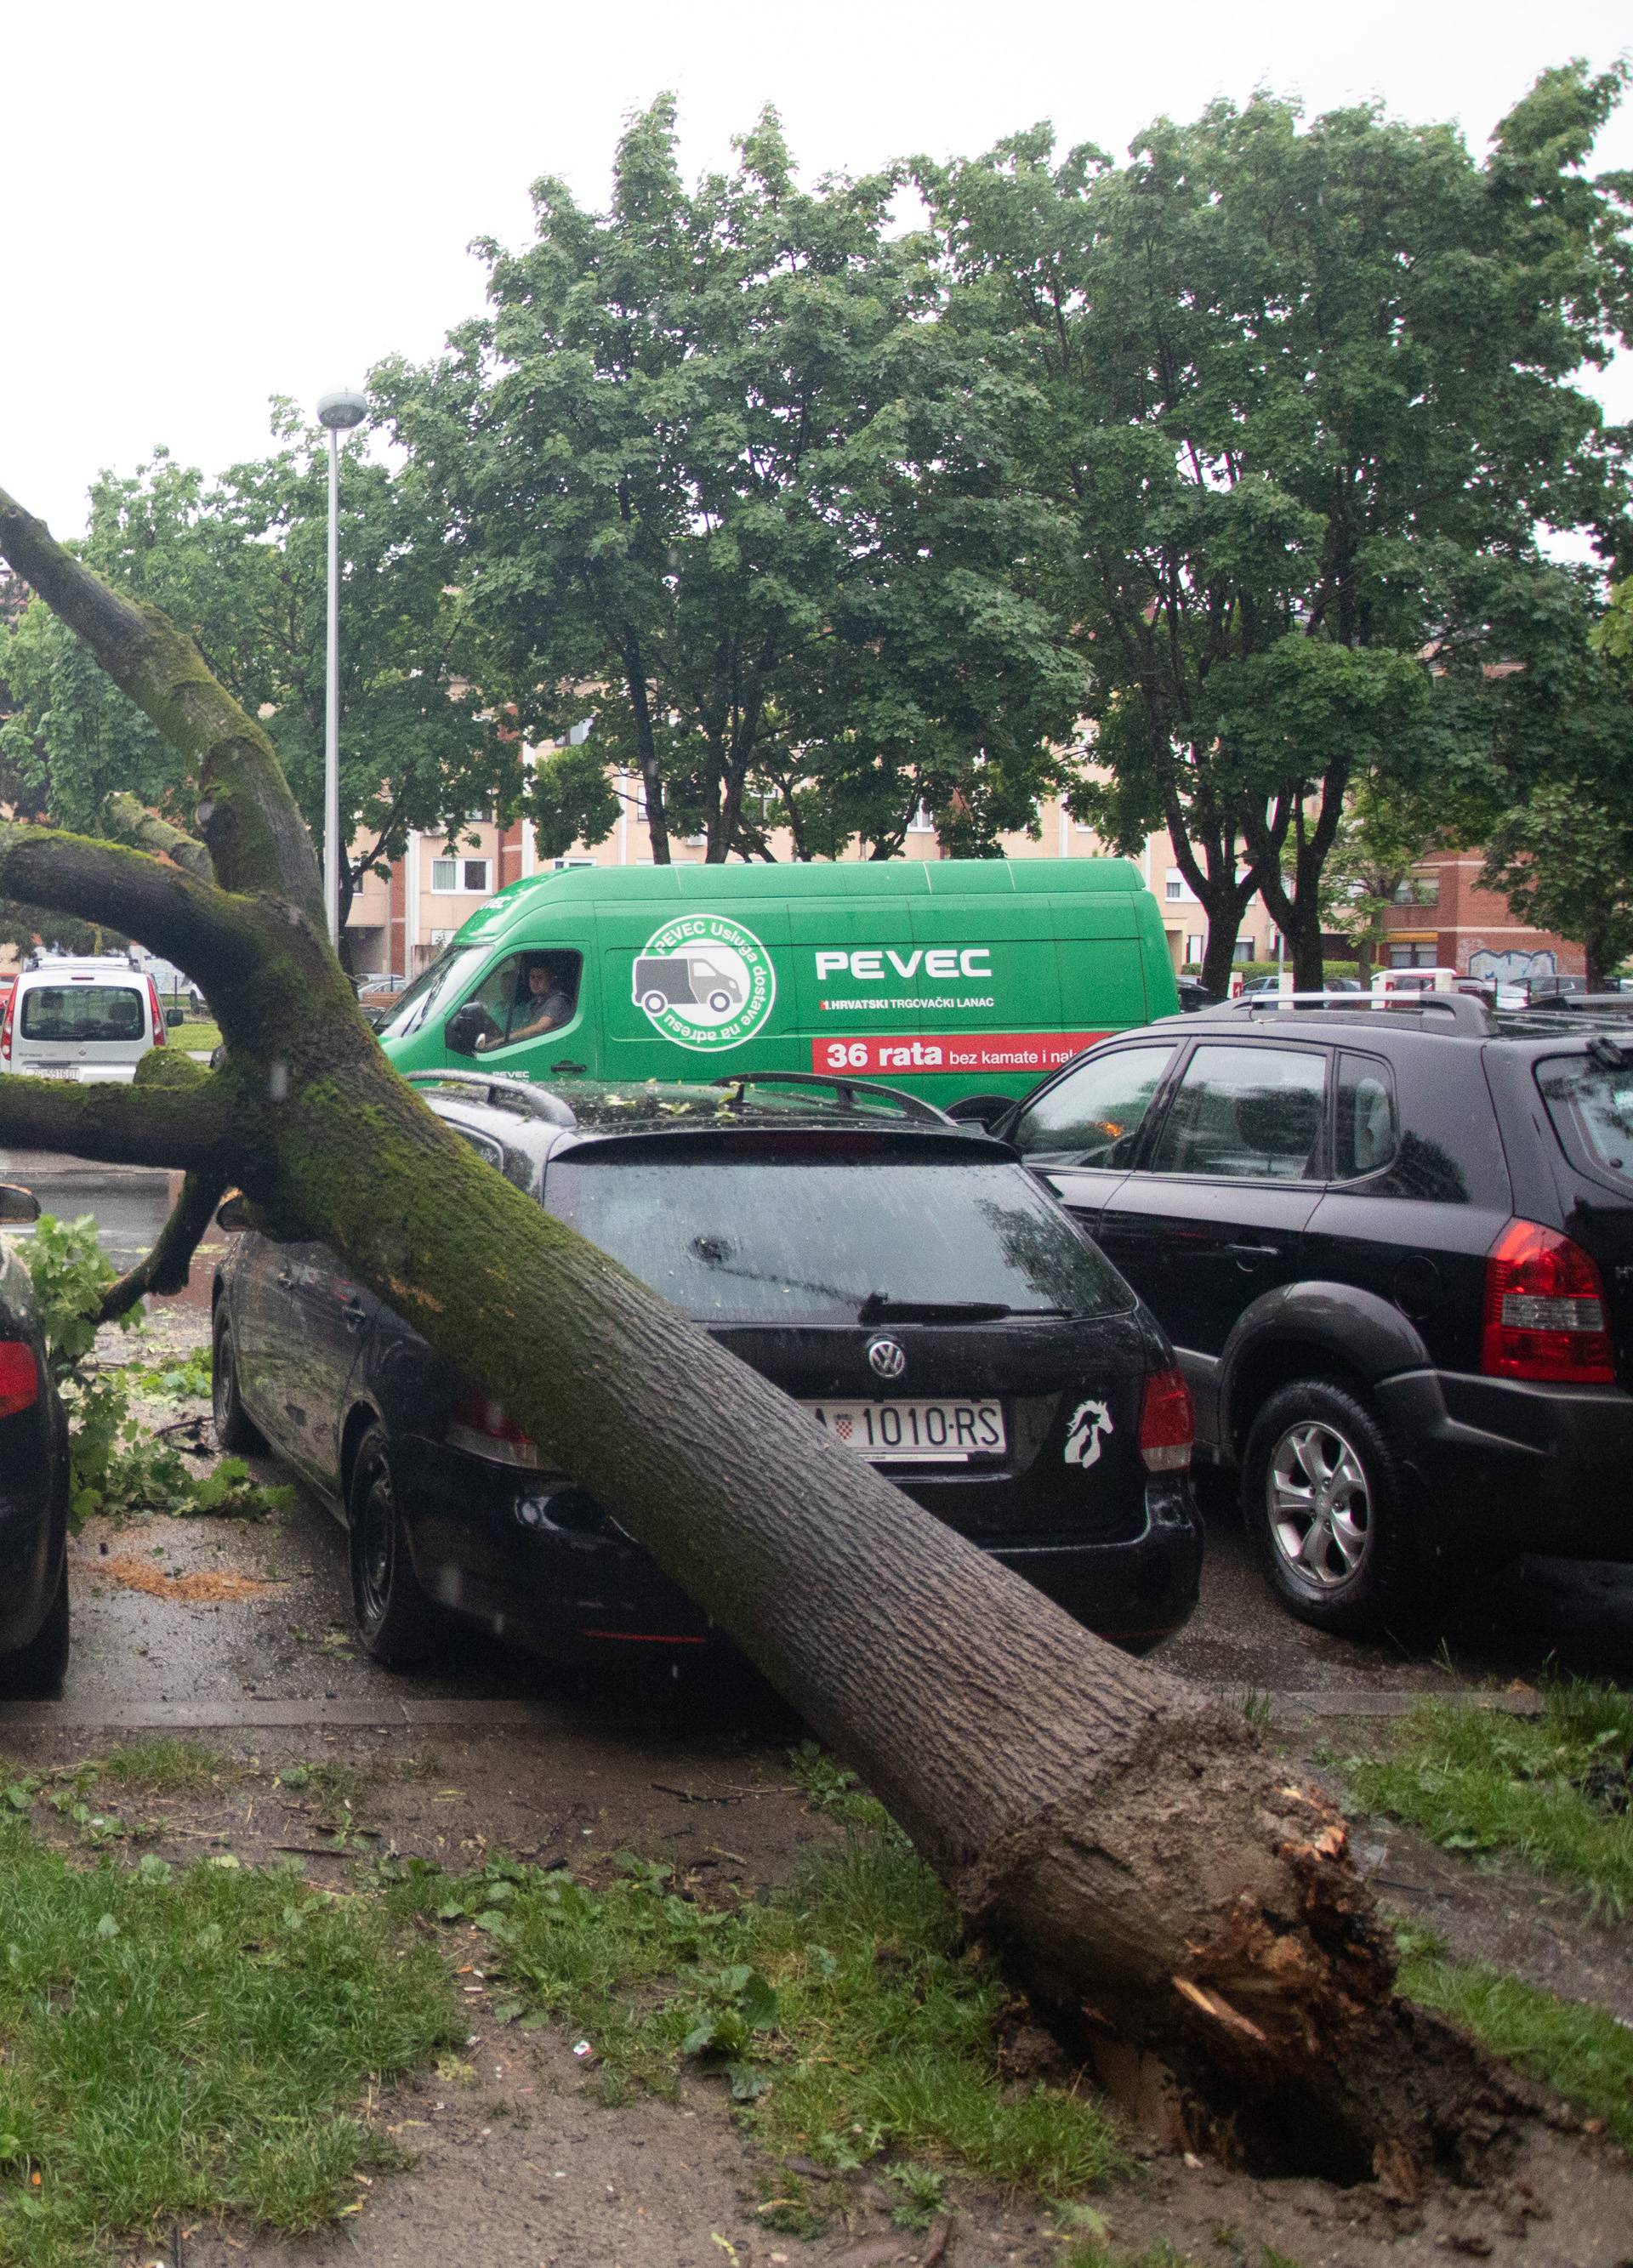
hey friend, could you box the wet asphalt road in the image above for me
[2,1150,1629,1726]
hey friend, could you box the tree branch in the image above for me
[0,1054,236,1174]
[95,1170,225,1324]
[99,793,214,884]
[0,485,322,918]
[0,821,254,988]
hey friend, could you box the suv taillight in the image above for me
[1139,1366,1193,1471]
[446,1383,541,1468]
[0,1342,40,1419]
[1482,1219,1615,1384]
[147,976,166,1046]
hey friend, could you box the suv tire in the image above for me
[0,1557,70,1697]
[1242,1380,1416,1635]
[348,1424,441,1668]
[211,1307,266,1455]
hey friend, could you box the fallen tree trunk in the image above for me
[0,483,1518,2179]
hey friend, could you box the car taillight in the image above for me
[0,1342,40,1420]
[1,990,12,1064]
[446,1383,541,1468]
[147,976,166,1045]
[1139,1365,1193,1471]
[1482,1219,1615,1384]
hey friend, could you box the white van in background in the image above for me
[1,957,172,1083]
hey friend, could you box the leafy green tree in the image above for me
[377,98,1084,864]
[0,418,513,945]
[923,63,1633,989]
[1480,577,1633,987]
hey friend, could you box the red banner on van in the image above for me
[813,1032,1107,1079]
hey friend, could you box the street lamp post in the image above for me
[316,387,368,952]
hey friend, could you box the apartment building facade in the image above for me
[343,784,1283,982]
[1381,849,1583,985]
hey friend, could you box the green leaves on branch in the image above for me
[20,1214,292,1527]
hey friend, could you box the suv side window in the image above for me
[1010,1044,1177,1167]
[1147,1043,1328,1181]
[1334,1054,1399,1179]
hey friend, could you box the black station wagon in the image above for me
[212,1074,1203,1667]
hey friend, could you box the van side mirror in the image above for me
[165,1007,185,1028]
[446,1003,486,1057]
[0,1184,40,1225]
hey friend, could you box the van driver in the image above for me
[475,957,575,1051]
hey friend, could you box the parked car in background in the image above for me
[996,992,1633,1634]
[0,1183,71,1694]
[1175,977,1223,1012]
[1526,974,1587,1005]
[213,1073,1203,1667]
[1,955,174,1083]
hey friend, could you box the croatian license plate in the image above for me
[800,1399,1005,1463]
[24,1066,77,1080]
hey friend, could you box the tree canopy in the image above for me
[919,61,1633,986]
[0,415,514,937]
[374,98,1087,865]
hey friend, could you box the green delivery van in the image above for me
[374,858,1179,1105]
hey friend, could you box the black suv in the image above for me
[999,995,1633,1633]
[212,1073,1203,1665]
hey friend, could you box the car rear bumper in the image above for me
[1376,1369,1633,1563]
[396,1442,1203,1657]
[0,1412,65,1653]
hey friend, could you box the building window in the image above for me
[1232,939,1255,963]
[907,801,936,835]
[552,856,595,870]
[430,857,491,894]
[1186,934,1205,964]
[1164,873,1185,901]
[1389,943,1439,969]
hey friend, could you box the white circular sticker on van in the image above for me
[632,915,777,1052]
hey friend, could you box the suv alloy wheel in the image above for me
[347,1424,442,1668]
[1242,1380,1416,1634]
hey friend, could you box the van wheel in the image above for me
[212,1307,265,1454]
[708,991,731,1015]
[641,989,666,1015]
[0,1557,69,1697]
[348,1424,441,1668]
[1241,1381,1416,1636]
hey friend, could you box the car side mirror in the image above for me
[215,1192,253,1233]
[947,1094,1014,1132]
[0,1184,40,1225]
[165,1007,185,1028]
[445,1003,486,1057]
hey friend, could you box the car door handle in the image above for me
[341,1294,367,1332]
[1223,1242,1280,1262]
[276,1265,293,1288]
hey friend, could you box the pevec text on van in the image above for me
[813,948,993,983]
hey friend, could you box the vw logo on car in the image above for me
[867,1336,907,1380]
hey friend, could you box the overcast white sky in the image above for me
[4,0,1629,538]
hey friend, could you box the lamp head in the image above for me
[316,387,368,431]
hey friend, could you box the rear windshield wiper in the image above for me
[856,1293,1073,1324]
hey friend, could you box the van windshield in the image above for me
[378,947,489,1041]
[20,985,145,1043]
[545,1156,1130,1325]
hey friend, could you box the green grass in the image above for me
[176,1018,222,1054]
[1397,1930,1633,2150]
[0,1818,459,2266]
[1342,1680,1633,1911]
[415,1758,1124,2215]
[91,1739,236,1795]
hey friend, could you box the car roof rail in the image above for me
[1198,990,1493,1035]
[1525,992,1633,1015]
[402,1069,578,1127]
[710,1069,955,1124]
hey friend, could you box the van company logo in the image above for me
[632,914,776,1052]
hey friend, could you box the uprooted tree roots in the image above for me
[0,480,1552,2187]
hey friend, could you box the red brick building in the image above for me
[1381,850,1583,987]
